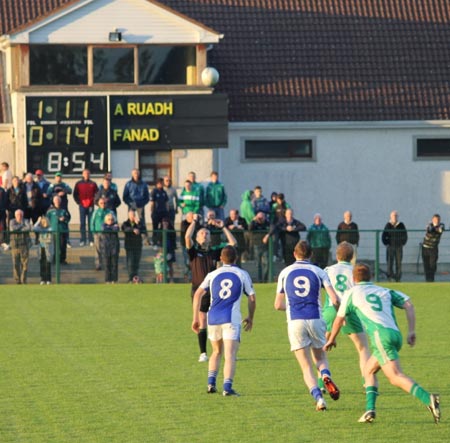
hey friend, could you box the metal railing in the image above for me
[0,228,447,284]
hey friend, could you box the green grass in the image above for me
[0,283,449,442]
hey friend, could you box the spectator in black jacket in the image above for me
[224,209,248,265]
[7,176,27,221]
[95,177,121,216]
[278,209,307,265]
[336,210,360,263]
[422,214,445,282]
[382,210,408,282]
[121,210,146,283]
[0,185,8,249]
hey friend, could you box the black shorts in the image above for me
[192,288,211,313]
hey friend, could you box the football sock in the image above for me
[317,377,325,390]
[198,329,207,354]
[310,386,323,402]
[208,370,218,386]
[410,383,431,405]
[224,379,233,392]
[320,369,331,379]
[365,386,378,411]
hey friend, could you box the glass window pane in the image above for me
[245,140,313,159]
[30,45,87,85]
[139,46,196,85]
[417,138,450,157]
[94,48,134,83]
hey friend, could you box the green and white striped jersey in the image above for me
[324,261,354,308]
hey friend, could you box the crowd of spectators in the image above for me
[0,163,441,283]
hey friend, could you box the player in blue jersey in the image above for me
[192,246,256,396]
[274,240,340,411]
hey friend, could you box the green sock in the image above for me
[410,383,430,406]
[318,377,324,390]
[365,386,378,411]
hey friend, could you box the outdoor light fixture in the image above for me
[109,30,122,42]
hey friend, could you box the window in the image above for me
[93,47,134,83]
[415,138,450,159]
[139,151,171,185]
[30,45,87,85]
[244,139,314,161]
[139,46,196,85]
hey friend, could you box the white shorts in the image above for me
[208,323,241,341]
[287,319,327,351]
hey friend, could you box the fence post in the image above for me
[55,226,61,284]
[374,230,379,282]
[162,229,168,283]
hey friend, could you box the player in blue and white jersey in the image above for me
[324,263,440,424]
[192,246,256,396]
[274,240,340,411]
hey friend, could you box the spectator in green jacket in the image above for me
[179,180,201,215]
[90,197,112,271]
[307,213,331,269]
[46,196,70,265]
[205,171,227,220]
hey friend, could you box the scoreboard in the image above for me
[26,96,108,176]
[25,94,228,176]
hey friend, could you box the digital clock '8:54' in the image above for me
[26,96,108,175]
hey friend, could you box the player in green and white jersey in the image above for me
[322,242,370,393]
[324,263,440,424]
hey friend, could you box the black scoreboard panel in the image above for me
[26,96,108,176]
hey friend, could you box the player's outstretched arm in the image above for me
[243,294,256,331]
[191,287,206,333]
[323,315,345,351]
[222,224,238,247]
[274,292,286,311]
[403,300,416,346]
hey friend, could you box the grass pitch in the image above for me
[0,283,449,442]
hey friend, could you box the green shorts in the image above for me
[371,328,403,366]
[323,307,364,335]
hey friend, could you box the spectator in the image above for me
[98,171,118,192]
[154,250,169,283]
[0,184,8,250]
[100,213,120,284]
[163,175,178,226]
[6,176,27,222]
[123,169,150,238]
[336,210,359,263]
[159,217,177,283]
[204,209,224,247]
[270,193,291,259]
[47,172,72,211]
[187,171,204,214]
[249,211,270,283]
[33,216,53,285]
[46,195,70,265]
[23,173,43,236]
[421,214,445,282]
[90,197,112,271]
[1,161,13,189]
[307,213,331,269]
[121,210,145,283]
[382,210,408,282]
[74,169,98,247]
[179,180,201,215]
[205,171,227,220]
[9,209,31,284]
[240,190,255,260]
[224,208,248,265]
[251,186,270,219]
[278,208,307,265]
[35,170,51,215]
[150,178,169,247]
[95,177,121,215]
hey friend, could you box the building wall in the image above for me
[218,122,450,262]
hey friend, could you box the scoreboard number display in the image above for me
[26,96,109,176]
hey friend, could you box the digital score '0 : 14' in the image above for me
[26,96,108,176]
